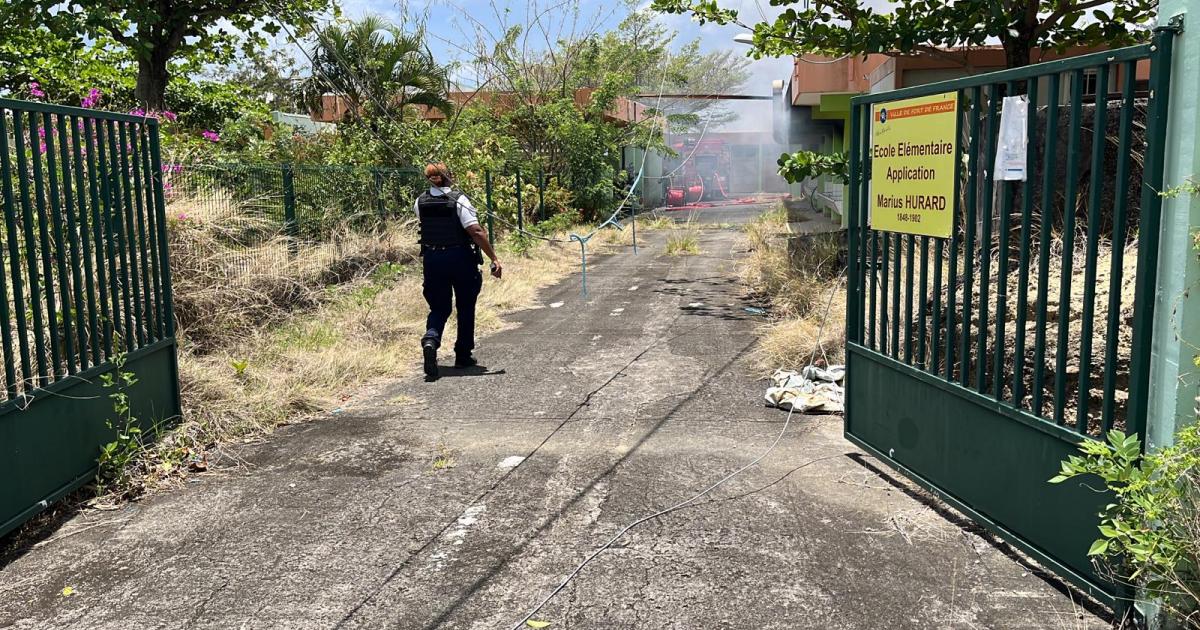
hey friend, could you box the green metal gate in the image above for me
[845,30,1177,608]
[0,99,180,537]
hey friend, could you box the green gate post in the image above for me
[485,169,495,247]
[1146,4,1194,628]
[282,164,297,254]
[1148,7,1196,450]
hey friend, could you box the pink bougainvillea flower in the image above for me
[176,212,189,220]
[161,111,178,122]
[80,88,102,108]
[173,164,184,173]
[201,130,220,142]
[129,108,146,117]
[29,82,45,99]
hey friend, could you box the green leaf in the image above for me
[526,621,551,629]
[1087,539,1110,556]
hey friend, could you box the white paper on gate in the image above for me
[994,95,1029,181]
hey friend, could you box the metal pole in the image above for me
[516,169,524,233]
[373,168,385,218]
[282,164,297,254]
[485,169,495,247]
[538,168,545,222]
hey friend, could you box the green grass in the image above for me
[666,228,700,256]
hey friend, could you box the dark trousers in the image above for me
[421,247,483,355]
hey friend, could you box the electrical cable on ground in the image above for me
[331,315,701,628]
[508,258,846,629]
[509,404,801,630]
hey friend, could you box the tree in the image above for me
[573,7,750,129]
[210,48,307,113]
[650,0,1157,69]
[299,16,454,123]
[7,0,331,110]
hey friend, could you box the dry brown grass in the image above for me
[741,207,847,373]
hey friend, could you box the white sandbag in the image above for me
[765,365,846,414]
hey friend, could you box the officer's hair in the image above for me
[424,163,453,185]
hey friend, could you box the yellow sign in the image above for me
[870,92,958,238]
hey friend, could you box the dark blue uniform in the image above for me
[417,189,482,360]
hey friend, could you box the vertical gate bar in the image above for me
[1102,61,1138,432]
[975,85,999,393]
[136,125,164,341]
[944,90,965,382]
[1128,28,1176,442]
[859,104,872,346]
[891,232,901,358]
[86,118,114,360]
[847,103,861,345]
[146,119,175,339]
[1012,77,1040,408]
[23,111,53,383]
[869,227,878,349]
[1032,73,1062,418]
[117,122,145,349]
[1053,70,1085,427]
[868,103,878,348]
[918,236,929,368]
[47,112,80,375]
[991,81,1017,400]
[959,86,982,386]
[0,111,22,396]
[68,115,100,368]
[112,123,139,348]
[932,237,944,374]
[129,124,156,345]
[880,228,890,353]
[1077,64,1110,433]
[7,112,34,388]
[904,234,914,363]
[101,120,130,352]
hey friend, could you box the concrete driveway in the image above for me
[0,227,1107,629]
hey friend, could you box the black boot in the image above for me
[454,353,477,369]
[422,338,439,379]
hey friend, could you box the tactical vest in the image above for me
[417,190,473,247]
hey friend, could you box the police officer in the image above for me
[415,163,502,379]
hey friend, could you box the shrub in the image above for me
[1051,424,1200,628]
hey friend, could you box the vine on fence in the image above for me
[95,354,144,498]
